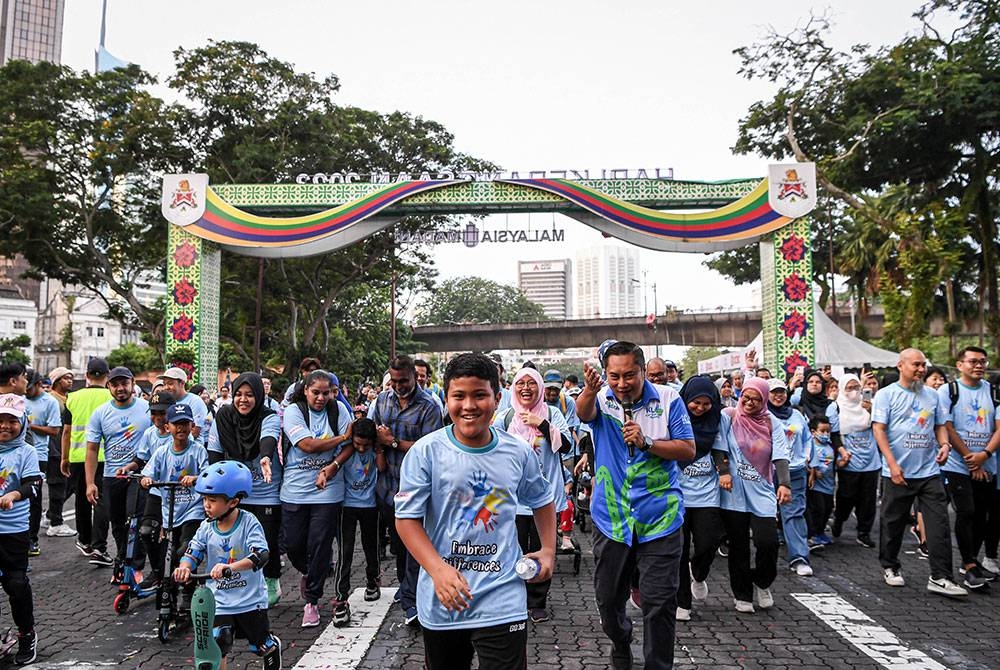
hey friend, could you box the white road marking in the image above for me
[792,593,949,669]
[293,587,398,669]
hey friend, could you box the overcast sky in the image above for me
[63,0,925,313]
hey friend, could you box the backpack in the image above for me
[282,398,340,459]
[502,406,554,431]
[948,379,1000,411]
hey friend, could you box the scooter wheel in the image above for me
[157,618,170,643]
[113,592,130,615]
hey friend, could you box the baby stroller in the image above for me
[573,471,592,533]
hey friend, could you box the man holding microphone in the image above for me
[576,341,695,670]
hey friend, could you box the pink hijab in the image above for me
[510,368,562,453]
[723,376,776,483]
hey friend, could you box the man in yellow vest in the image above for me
[60,358,111,563]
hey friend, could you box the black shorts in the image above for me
[215,609,270,654]
[422,620,527,670]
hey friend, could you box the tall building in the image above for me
[0,0,64,65]
[575,243,641,318]
[518,259,572,320]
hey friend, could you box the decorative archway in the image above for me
[161,165,817,381]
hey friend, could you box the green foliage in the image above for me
[0,335,31,365]
[417,277,549,325]
[680,347,723,378]
[107,342,160,373]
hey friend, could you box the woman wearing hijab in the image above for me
[830,373,880,548]
[493,366,572,624]
[793,371,842,448]
[675,376,727,621]
[713,377,792,613]
[715,377,738,409]
[206,372,284,605]
[766,378,814,573]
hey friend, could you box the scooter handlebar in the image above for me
[188,568,232,582]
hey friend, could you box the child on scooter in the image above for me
[174,461,281,670]
[140,403,207,609]
[0,393,42,666]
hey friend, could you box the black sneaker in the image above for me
[27,542,40,558]
[333,601,351,628]
[610,639,633,670]
[137,573,162,590]
[14,630,36,666]
[364,585,381,601]
[856,534,875,548]
[831,518,843,538]
[917,543,929,559]
[717,542,729,558]
[75,540,93,557]
[976,564,998,581]
[89,550,114,567]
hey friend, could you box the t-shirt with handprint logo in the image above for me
[872,383,940,480]
[936,381,997,477]
[141,438,208,527]
[0,440,41,533]
[280,403,350,505]
[395,426,549,631]
[86,398,152,472]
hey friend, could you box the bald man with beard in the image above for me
[872,348,966,597]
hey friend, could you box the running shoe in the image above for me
[883,568,905,587]
[793,561,814,576]
[717,542,729,558]
[89,550,114,567]
[754,586,774,609]
[75,540,93,556]
[856,534,875,548]
[333,601,351,628]
[982,557,1000,574]
[675,607,691,622]
[137,573,162,590]
[917,543,929,559]
[364,585,381,601]
[690,579,709,601]
[27,542,40,557]
[46,524,77,537]
[927,577,968,598]
[529,608,549,623]
[14,630,36,666]
[302,603,320,627]
[734,599,755,613]
[404,606,420,627]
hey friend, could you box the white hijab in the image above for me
[836,373,871,435]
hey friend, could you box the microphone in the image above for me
[621,398,635,458]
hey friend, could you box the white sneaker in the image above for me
[882,568,905,586]
[927,577,968,598]
[754,586,774,609]
[46,524,77,537]
[982,557,1000,575]
[691,579,709,601]
[734,599,755,613]
[794,561,814,577]
[675,607,691,621]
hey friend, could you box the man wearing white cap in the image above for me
[155,367,208,445]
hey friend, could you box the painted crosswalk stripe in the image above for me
[293,587,398,669]
[792,593,948,669]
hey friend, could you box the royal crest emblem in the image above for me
[768,163,817,218]
[161,174,208,226]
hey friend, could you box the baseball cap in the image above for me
[108,366,134,381]
[86,358,110,377]
[167,403,194,423]
[26,369,44,387]
[158,367,188,383]
[149,391,176,412]
[768,378,788,392]
[0,393,26,419]
[542,369,563,389]
[48,366,73,382]
[663,360,678,369]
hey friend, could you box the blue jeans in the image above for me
[779,467,809,564]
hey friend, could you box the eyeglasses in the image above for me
[963,359,988,367]
[741,395,762,405]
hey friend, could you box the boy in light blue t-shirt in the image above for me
[395,353,555,670]
[329,417,386,627]
[806,415,848,547]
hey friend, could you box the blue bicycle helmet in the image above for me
[195,461,253,500]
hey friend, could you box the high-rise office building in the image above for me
[0,0,64,65]
[575,243,641,318]
[518,259,572,320]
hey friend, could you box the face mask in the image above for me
[815,434,831,445]
[844,389,861,401]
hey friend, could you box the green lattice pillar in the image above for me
[165,224,220,385]
[759,217,815,377]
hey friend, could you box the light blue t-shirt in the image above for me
[936,381,998,477]
[0,441,41,534]
[679,450,720,509]
[137,425,172,463]
[772,409,811,470]
[395,426,549,631]
[141,439,208,527]
[872,383,941,480]
[25,392,61,464]
[208,414,283,506]
[547,393,581,456]
[343,449,378,508]
[841,428,880,472]
[809,437,836,495]
[280,403,350,505]
[86,398,152,472]
[493,405,569,515]
[717,412,790,517]
[184,510,268,615]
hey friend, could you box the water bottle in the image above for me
[515,556,540,580]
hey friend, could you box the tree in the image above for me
[725,1,1000,349]
[680,347,723,378]
[107,342,160,373]
[0,335,31,365]
[417,277,549,325]
[0,60,190,353]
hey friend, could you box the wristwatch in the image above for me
[640,436,653,452]
[391,439,400,450]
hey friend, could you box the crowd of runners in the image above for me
[0,342,996,669]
